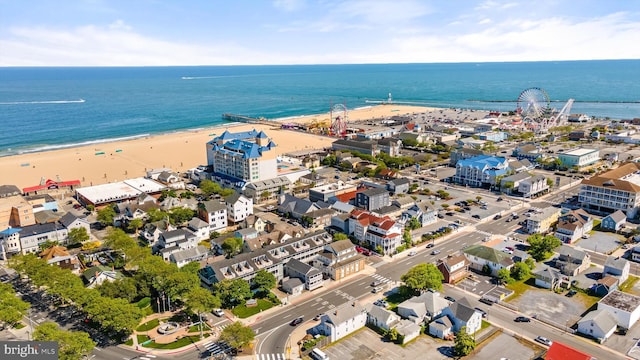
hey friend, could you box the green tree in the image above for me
[524,257,536,270]
[147,208,170,222]
[436,190,449,199]
[497,268,512,285]
[67,227,89,245]
[454,326,476,357]
[403,229,413,248]
[408,217,421,230]
[214,279,252,308]
[0,282,30,327]
[546,177,554,188]
[170,207,195,225]
[96,206,116,226]
[96,278,139,303]
[387,327,399,342]
[219,321,255,350]
[127,218,144,235]
[180,261,202,275]
[252,269,276,294]
[510,262,530,281]
[184,287,221,339]
[221,237,243,257]
[475,196,482,202]
[400,263,444,293]
[321,154,337,166]
[200,179,221,196]
[527,234,562,261]
[332,233,348,241]
[33,322,95,360]
[103,228,137,254]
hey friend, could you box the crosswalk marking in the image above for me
[258,354,285,360]
[371,274,391,283]
[139,357,149,360]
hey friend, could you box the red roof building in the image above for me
[23,179,81,195]
[545,342,594,360]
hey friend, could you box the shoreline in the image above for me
[0,104,437,190]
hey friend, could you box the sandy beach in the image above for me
[1,105,436,190]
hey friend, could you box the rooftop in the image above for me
[600,290,640,313]
[563,148,598,157]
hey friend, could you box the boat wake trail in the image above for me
[0,99,86,105]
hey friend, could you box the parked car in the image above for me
[515,316,531,323]
[213,308,224,317]
[426,243,435,248]
[372,286,384,294]
[566,289,577,297]
[472,214,481,219]
[535,336,552,346]
[371,280,383,287]
[290,317,304,326]
[474,307,487,318]
[497,197,503,202]
[444,295,456,303]
[494,214,502,220]
[374,300,389,308]
[431,249,441,255]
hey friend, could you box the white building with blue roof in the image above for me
[453,155,509,188]
[206,129,278,186]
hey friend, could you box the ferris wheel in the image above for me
[516,87,550,119]
[330,103,348,137]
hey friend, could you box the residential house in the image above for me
[158,228,199,261]
[512,143,542,161]
[397,290,449,324]
[156,171,184,190]
[355,188,390,212]
[299,173,327,186]
[367,304,400,331]
[524,207,560,234]
[554,245,591,276]
[16,223,68,255]
[603,256,630,284]
[577,309,618,342]
[329,213,350,234]
[198,200,228,232]
[632,245,640,263]
[594,276,620,297]
[199,231,332,285]
[518,174,549,198]
[533,266,567,291]
[401,203,438,227]
[281,277,304,296]
[141,220,175,247]
[428,315,455,340]
[242,214,267,233]
[82,265,123,288]
[315,240,365,281]
[315,302,367,342]
[187,217,210,241]
[235,228,259,242]
[169,245,208,268]
[306,208,337,229]
[598,290,640,329]
[277,193,319,220]
[225,192,254,223]
[555,209,594,244]
[437,254,470,284]
[579,162,640,218]
[453,155,509,188]
[350,210,403,255]
[392,197,415,210]
[462,244,514,276]
[59,212,91,234]
[601,210,627,231]
[545,342,595,360]
[387,178,410,195]
[377,138,402,157]
[40,245,81,273]
[499,172,533,195]
[284,258,324,291]
[431,297,482,338]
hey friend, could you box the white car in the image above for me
[408,250,417,256]
[213,308,224,317]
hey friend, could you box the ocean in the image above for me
[1,60,639,157]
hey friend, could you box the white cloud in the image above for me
[478,18,492,25]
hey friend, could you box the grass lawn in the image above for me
[480,320,491,330]
[137,334,150,344]
[505,276,534,302]
[618,276,639,293]
[136,318,160,332]
[188,323,211,333]
[123,338,134,346]
[142,334,210,349]
[14,323,25,329]
[232,299,276,318]
[385,291,413,311]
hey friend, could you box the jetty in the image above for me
[222,113,274,126]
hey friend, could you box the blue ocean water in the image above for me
[1,60,639,156]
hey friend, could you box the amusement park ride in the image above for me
[515,87,574,132]
[329,102,348,137]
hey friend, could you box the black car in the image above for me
[444,295,456,303]
[514,316,531,322]
[290,317,304,326]
[493,214,502,220]
[472,214,481,219]
[426,243,435,248]
[566,290,577,297]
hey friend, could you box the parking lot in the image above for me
[472,332,541,360]
[509,288,589,329]
[574,231,625,254]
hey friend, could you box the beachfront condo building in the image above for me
[206,129,278,186]
[579,162,640,218]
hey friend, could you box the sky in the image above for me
[1,0,639,66]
